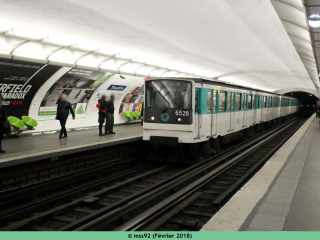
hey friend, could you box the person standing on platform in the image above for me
[56,94,75,139]
[0,94,7,153]
[96,96,107,136]
[106,94,115,134]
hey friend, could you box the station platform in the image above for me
[201,114,319,231]
[0,124,142,168]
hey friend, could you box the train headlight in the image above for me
[178,118,181,121]
[151,116,155,120]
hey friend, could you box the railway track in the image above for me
[115,118,306,231]
[0,117,303,231]
[0,140,145,192]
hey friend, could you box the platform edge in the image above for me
[200,114,315,231]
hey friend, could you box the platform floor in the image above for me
[201,114,319,231]
[0,124,142,168]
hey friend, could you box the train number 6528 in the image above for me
[175,110,189,116]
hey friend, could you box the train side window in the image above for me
[242,94,247,110]
[260,96,262,108]
[269,97,272,108]
[213,91,216,112]
[228,92,235,111]
[248,94,252,109]
[207,91,212,112]
[274,98,277,107]
[259,96,262,108]
[264,96,267,108]
[146,89,152,107]
[236,93,241,110]
[219,92,226,112]
[253,95,256,109]
[195,90,199,113]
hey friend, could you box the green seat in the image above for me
[8,116,25,130]
[22,116,38,129]
[124,111,133,119]
[130,111,139,118]
[135,111,142,118]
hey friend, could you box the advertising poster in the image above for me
[119,85,144,115]
[0,58,61,118]
[39,69,113,118]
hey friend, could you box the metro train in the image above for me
[143,78,300,158]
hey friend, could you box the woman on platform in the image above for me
[56,94,75,139]
[0,94,6,153]
[96,96,107,136]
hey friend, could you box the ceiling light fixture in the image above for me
[308,15,320,28]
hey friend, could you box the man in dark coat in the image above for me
[106,95,115,134]
[56,94,75,139]
[0,94,6,153]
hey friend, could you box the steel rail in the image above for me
[76,120,298,231]
[115,120,300,231]
[0,161,146,226]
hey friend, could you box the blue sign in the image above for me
[107,85,127,91]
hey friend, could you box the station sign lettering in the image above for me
[107,85,127,91]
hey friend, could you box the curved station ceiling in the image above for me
[0,0,319,96]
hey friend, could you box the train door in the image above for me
[207,90,216,137]
[242,93,247,127]
[260,96,263,120]
[195,89,201,139]
[228,92,235,131]
[212,91,217,135]
[266,96,268,120]
[267,97,270,120]
[253,95,256,124]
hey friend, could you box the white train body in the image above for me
[143,78,299,146]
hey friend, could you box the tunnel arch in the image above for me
[274,88,320,99]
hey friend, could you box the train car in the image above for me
[143,78,299,158]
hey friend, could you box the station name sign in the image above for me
[107,85,127,91]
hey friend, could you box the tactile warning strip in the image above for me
[246,120,315,231]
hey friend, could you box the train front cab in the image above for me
[143,79,195,145]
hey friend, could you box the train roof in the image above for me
[146,77,296,98]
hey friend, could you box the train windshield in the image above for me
[146,80,192,109]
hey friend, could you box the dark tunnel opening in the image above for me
[283,92,318,117]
